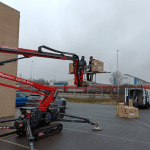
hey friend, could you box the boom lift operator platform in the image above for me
[0,45,103,150]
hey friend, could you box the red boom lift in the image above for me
[0,45,103,150]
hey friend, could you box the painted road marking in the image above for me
[133,119,150,128]
[64,128,150,145]
[0,133,16,139]
[0,138,38,150]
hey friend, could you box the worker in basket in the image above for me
[87,56,93,81]
[78,56,86,75]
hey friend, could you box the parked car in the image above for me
[16,92,29,106]
[26,94,67,107]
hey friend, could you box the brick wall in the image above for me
[0,2,20,118]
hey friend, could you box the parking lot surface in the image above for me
[1,102,150,150]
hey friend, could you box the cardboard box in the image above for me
[116,106,119,115]
[138,97,143,103]
[91,60,104,72]
[129,99,133,107]
[125,107,139,118]
[69,63,74,73]
[119,103,125,117]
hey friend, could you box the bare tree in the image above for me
[33,78,49,85]
[109,71,122,85]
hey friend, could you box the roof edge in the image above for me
[0,2,20,13]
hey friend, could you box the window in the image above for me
[16,93,27,97]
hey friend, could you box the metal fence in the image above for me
[58,84,148,103]
[17,84,148,103]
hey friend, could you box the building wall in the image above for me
[0,2,20,118]
[137,79,148,85]
[121,74,149,85]
[121,75,134,85]
[53,82,68,85]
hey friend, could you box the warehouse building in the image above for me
[50,81,68,85]
[121,74,150,85]
[0,2,20,118]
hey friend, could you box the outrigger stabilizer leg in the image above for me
[25,117,34,150]
[0,117,34,150]
[0,118,18,137]
[59,114,104,131]
[0,113,103,150]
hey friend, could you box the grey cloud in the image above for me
[2,0,150,83]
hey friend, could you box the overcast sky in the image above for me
[1,0,150,84]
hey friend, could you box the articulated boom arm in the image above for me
[0,45,83,86]
[0,45,77,61]
[0,72,57,112]
[0,72,55,94]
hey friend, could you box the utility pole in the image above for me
[52,68,55,82]
[109,63,111,72]
[31,61,34,91]
[31,61,34,81]
[117,50,119,95]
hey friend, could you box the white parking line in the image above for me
[133,119,150,128]
[0,138,38,150]
[78,115,114,119]
[64,128,150,145]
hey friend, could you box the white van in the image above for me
[125,88,150,108]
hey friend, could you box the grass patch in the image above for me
[64,97,119,105]
[111,94,125,103]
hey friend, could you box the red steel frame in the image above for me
[0,45,84,87]
[0,45,85,111]
[0,72,57,112]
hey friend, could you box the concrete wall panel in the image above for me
[0,2,20,118]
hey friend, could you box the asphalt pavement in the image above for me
[1,103,150,150]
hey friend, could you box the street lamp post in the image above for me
[109,63,111,72]
[117,50,119,95]
[31,61,34,81]
[52,68,55,82]
[31,61,34,91]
